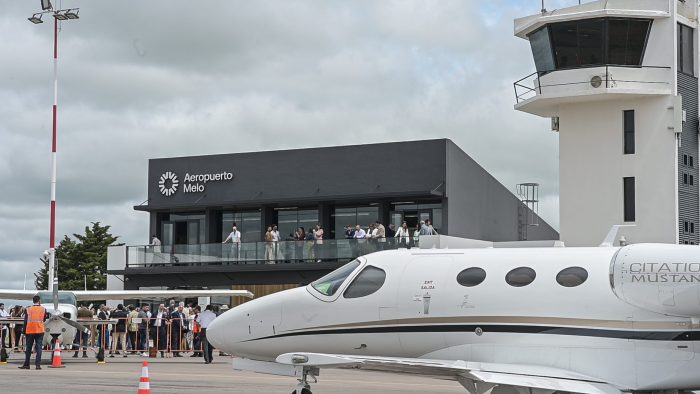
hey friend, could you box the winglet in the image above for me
[600,225,635,247]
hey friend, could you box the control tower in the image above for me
[514,0,698,246]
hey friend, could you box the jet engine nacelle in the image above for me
[611,244,700,318]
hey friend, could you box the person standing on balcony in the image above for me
[353,224,366,256]
[264,227,274,263]
[314,224,324,262]
[375,221,386,250]
[222,223,242,261]
[294,227,305,262]
[304,229,315,262]
[395,221,411,249]
[149,234,162,265]
[271,225,281,260]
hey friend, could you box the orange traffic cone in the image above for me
[49,339,65,368]
[138,361,151,394]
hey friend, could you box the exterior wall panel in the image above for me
[445,141,558,241]
[677,71,699,244]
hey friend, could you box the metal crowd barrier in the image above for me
[1,316,208,356]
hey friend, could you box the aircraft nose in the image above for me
[207,308,241,352]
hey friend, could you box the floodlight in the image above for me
[65,9,79,20]
[41,0,53,11]
[54,11,68,21]
[28,13,44,24]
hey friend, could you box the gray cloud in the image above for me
[0,0,559,289]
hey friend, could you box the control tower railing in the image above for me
[514,65,672,104]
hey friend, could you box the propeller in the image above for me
[50,315,90,334]
[45,256,89,334]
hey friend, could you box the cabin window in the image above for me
[505,267,537,287]
[311,260,361,296]
[456,267,487,287]
[556,267,589,287]
[343,266,386,299]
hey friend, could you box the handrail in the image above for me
[513,65,672,104]
[125,237,420,268]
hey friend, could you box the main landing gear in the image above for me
[291,366,318,394]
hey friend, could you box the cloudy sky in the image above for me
[0,0,581,290]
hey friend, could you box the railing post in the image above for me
[537,72,542,94]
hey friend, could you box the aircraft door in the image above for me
[396,255,453,354]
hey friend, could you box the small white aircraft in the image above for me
[0,285,253,348]
[207,242,700,394]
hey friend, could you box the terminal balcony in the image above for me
[108,238,432,287]
[513,65,672,117]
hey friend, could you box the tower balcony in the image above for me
[513,65,672,117]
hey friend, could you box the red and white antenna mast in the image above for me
[28,1,80,291]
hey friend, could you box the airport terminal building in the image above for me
[107,139,557,293]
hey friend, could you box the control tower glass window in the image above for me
[529,27,555,72]
[528,18,651,72]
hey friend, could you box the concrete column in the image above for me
[261,206,275,237]
[378,200,391,227]
[205,208,219,243]
[318,202,332,234]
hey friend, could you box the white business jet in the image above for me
[207,242,700,394]
[0,285,253,348]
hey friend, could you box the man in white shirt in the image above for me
[271,225,280,260]
[149,234,162,264]
[0,303,9,350]
[196,305,218,364]
[222,224,242,260]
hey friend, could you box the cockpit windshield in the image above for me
[36,291,77,306]
[311,260,361,296]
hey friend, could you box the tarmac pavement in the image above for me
[0,354,465,393]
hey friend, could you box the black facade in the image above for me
[136,139,558,245]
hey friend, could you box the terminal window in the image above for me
[623,177,635,222]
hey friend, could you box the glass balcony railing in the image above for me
[125,238,421,268]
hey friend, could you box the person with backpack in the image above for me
[109,304,128,357]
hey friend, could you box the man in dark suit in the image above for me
[169,303,187,357]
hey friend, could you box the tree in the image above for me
[34,222,122,291]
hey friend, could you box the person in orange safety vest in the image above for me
[19,295,48,370]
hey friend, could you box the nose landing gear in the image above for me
[292,366,318,394]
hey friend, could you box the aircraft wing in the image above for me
[72,289,254,301]
[274,353,622,394]
[0,289,38,300]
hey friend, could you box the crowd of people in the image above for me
[215,219,439,264]
[0,300,223,365]
[0,303,27,352]
[345,219,438,248]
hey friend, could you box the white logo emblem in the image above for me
[159,172,179,196]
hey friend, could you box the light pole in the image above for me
[28,1,80,291]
